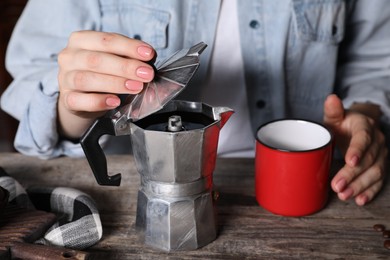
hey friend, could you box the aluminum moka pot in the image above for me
[80,43,234,251]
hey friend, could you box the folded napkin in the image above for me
[0,167,102,249]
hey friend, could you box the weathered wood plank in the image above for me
[0,153,389,259]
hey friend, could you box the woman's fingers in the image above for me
[67,31,155,61]
[59,48,155,83]
[332,137,387,204]
[57,31,157,139]
[344,116,379,167]
[354,179,384,206]
[63,70,144,94]
[62,91,121,112]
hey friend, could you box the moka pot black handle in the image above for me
[80,117,121,186]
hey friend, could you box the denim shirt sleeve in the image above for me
[336,1,390,124]
[0,0,101,158]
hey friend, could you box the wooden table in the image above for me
[0,152,389,259]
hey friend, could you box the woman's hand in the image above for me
[57,31,156,139]
[323,94,388,206]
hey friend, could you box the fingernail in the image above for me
[136,66,154,80]
[125,80,143,92]
[106,97,120,107]
[349,155,359,167]
[339,187,354,200]
[335,178,347,193]
[137,45,153,58]
[356,195,368,206]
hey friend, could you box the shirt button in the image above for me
[249,20,260,29]
[134,34,142,40]
[256,100,266,109]
[332,25,338,35]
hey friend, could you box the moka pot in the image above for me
[80,43,234,251]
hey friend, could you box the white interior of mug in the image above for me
[256,120,332,151]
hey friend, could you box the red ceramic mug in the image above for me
[255,119,333,217]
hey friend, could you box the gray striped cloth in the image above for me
[0,167,102,249]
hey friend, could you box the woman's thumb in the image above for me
[323,94,345,126]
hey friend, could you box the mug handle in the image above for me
[80,117,122,186]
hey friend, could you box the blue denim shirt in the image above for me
[1,0,390,158]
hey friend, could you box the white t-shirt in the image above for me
[202,0,255,158]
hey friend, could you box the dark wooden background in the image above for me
[0,0,27,152]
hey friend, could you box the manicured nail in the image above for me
[136,66,154,80]
[137,45,153,58]
[106,97,120,107]
[335,178,347,193]
[339,187,354,200]
[349,155,359,167]
[356,195,368,206]
[125,80,143,92]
